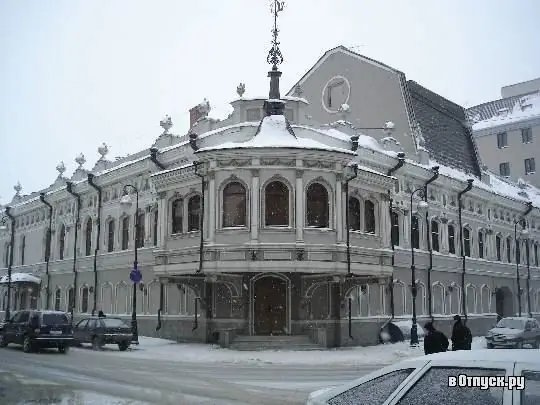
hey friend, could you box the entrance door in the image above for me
[254,276,287,335]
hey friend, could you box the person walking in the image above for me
[98,310,106,318]
[423,322,449,355]
[451,315,472,350]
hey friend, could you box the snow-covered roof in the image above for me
[231,95,309,104]
[471,92,540,131]
[0,273,41,284]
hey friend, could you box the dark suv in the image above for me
[0,310,73,353]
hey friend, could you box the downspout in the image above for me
[39,193,53,310]
[423,166,439,321]
[87,173,102,316]
[386,152,406,319]
[66,182,81,323]
[458,179,474,323]
[344,163,358,340]
[516,201,533,317]
[4,207,15,320]
[149,147,167,331]
[192,162,206,332]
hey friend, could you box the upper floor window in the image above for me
[59,225,66,260]
[364,200,376,234]
[525,157,536,175]
[391,212,400,246]
[495,234,502,261]
[44,228,51,262]
[121,217,130,250]
[20,236,26,266]
[306,183,329,228]
[535,243,539,267]
[516,241,521,265]
[107,220,115,252]
[463,227,471,257]
[478,231,484,259]
[171,199,183,234]
[497,132,507,148]
[153,211,158,246]
[430,220,439,252]
[265,181,289,227]
[348,197,361,231]
[135,212,145,248]
[188,195,201,231]
[522,127,533,143]
[499,162,510,177]
[506,237,512,262]
[81,286,89,313]
[85,218,93,256]
[411,215,420,249]
[223,182,247,228]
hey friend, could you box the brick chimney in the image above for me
[189,105,203,128]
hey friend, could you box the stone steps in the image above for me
[228,335,323,351]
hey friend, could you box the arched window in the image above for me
[59,225,66,260]
[495,235,502,261]
[81,286,89,313]
[506,237,512,262]
[430,220,439,252]
[265,181,289,226]
[348,197,360,231]
[391,212,400,246]
[478,231,484,259]
[306,183,329,228]
[107,220,115,252]
[153,210,158,246]
[516,241,521,265]
[20,236,26,265]
[171,199,183,234]
[223,182,247,227]
[67,287,74,312]
[85,218,93,256]
[535,243,539,267]
[54,289,61,311]
[364,200,375,233]
[121,217,130,250]
[411,215,420,249]
[135,212,145,248]
[188,195,201,231]
[463,228,471,257]
[448,225,456,254]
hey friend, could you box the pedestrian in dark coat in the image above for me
[98,310,106,318]
[451,315,472,350]
[423,322,449,355]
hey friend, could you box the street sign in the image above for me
[130,267,142,284]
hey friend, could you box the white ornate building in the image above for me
[1,32,540,347]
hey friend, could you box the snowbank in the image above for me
[87,336,487,366]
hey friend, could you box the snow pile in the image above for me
[473,92,540,131]
[91,336,487,366]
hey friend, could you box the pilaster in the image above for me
[208,172,216,242]
[295,169,304,242]
[336,176,343,242]
[250,169,259,241]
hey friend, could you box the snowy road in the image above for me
[0,346,380,404]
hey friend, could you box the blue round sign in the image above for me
[130,268,142,284]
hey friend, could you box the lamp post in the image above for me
[120,184,141,344]
[0,207,15,320]
[409,188,428,346]
[522,228,532,317]
[514,202,533,317]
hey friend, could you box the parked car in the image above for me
[73,316,132,351]
[0,310,73,353]
[307,349,540,405]
[485,316,540,349]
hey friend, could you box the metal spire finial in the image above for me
[266,0,285,69]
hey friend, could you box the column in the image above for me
[380,198,391,248]
[250,169,259,241]
[295,170,304,242]
[157,192,168,248]
[402,210,410,247]
[208,173,216,242]
[335,176,343,242]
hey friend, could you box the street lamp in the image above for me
[0,207,15,320]
[120,184,141,344]
[409,188,428,346]
[521,227,532,317]
[514,201,533,317]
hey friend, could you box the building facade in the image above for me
[1,47,540,347]
[468,78,540,188]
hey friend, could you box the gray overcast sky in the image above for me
[1,0,539,204]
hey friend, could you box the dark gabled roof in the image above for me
[405,81,482,178]
[466,91,539,122]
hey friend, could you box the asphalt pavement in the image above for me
[0,345,380,405]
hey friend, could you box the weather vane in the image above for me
[267,0,285,68]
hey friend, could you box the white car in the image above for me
[307,349,540,405]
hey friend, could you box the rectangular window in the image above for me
[478,231,484,259]
[499,162,510,177]
[448,226,455,254]
[496,235,501,261]
[497,132,507,148]
[525,158,536,174]
[522,127,533,143]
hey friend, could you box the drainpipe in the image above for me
[87,173,102,316]
[386,152,406,319]
[344,163,358,340]
[193,162,206,274]
[149,147,166,170]
[515,201,533,317]
[423,166,439,321]
[458,179,474,323]
[66,182,81,322]
[4,207,15,320]
[39,193,53,310]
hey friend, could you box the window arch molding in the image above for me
[348,190,379,234]
[218,177,250,229]
[431,281,445,315]
[260,175,294,228]
[304,178,333,229]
